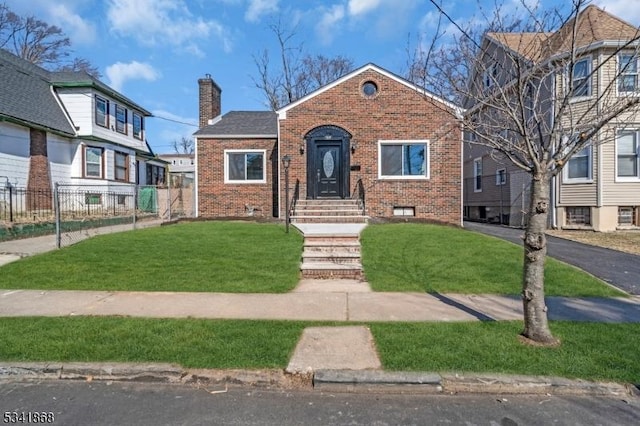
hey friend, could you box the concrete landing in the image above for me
[286,326,381,373]
[293,279,371,293]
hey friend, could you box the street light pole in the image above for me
[282,155,291,233]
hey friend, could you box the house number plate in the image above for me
[323,151,335,178]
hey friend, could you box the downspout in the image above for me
[596,52,603,212]
[460,122,464,227]
[194,136,199,218]
[276,113,282,219]
[550,73,558,229]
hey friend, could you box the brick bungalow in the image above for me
[194,63,463,225]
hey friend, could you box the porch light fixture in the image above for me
[300,142,305,155]
[351,141,358,153]
[282,155,291,233]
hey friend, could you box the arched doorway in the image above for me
[304,125,351,199]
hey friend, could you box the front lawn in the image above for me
[361,223,624,297]
[0,222,303,293]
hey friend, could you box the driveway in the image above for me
[463,221,640,295]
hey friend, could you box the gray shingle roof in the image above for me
[0,49,75,135]
[194,111,277,137]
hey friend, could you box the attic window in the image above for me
[361,81,378,98]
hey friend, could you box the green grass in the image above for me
[0,317,637,383]
[0,317,306,369]
[361,223,623,297]
[371,321,640,383]
[0,222,303,293]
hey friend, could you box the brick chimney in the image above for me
[198,74,221,128]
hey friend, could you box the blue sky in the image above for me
[5,0,637,154]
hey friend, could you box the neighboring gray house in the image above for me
[464,5,640,231]
[158,153,195,187]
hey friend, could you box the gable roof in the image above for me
[277,63,462,118]
[193,111,277,138]
[486,5,640,64]
[0,49,75,136]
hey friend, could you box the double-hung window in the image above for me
[84,146,103,178]
[225,150,266,183]
[473,157,482,192]
[618,54,639,93]
[95,96,109,128]
[115,105,127,134]
[496,168,506,185]
[114,152,128,182]
[565,145,592,182]
[378,141,429,179]
[133,112,143,140]
[571,58,591,97]
[617,130,640,179]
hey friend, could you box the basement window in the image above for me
[566,207,591,225]
[393,206,415,216]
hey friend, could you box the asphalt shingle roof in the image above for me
[487,5,640,63]
[194,111,277,137]
[0,49,75,135]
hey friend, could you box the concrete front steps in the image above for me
[291,199,366,224]
[301,234,363,279]
[292,199,367,279]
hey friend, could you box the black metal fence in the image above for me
[0,183,195,245]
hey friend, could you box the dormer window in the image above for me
[133,112,143,140]
[618,54,639,93]
[571,58,591,97]
[116,105,127,134]
[95,96,109,128]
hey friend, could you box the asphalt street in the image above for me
[464,221,640,295]
[1,381,639,426]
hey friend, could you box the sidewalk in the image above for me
[1,282,639,322]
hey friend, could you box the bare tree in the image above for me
[172,137,194,155]
[414,0,640,344]
[0,2,99,77]
[252,19,354,110]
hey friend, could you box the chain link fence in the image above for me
[0,182,195,247]
[463,169,532,228]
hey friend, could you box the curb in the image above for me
[0,363,637,397]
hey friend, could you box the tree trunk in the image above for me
[521,172,559,345]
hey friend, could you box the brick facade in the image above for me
[197,138,278,218]
[196,65,462,225]
[279,69,461,225]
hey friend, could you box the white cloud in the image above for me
[245,0,279,22]
[594,0,640,25]
[106,0,233,54]
[316,4,346,45]
[105,61,160,92]
[348,0,382,16]
[48,4,96,45]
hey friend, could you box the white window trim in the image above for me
[617,53,640,96]
[563,145,593,184]
[482,63,497,89]
[567,56,593,101]
[495,168,506,186]
[224,149,267,184]
[615,129,640,182]
[377,140,430,180]
[473,157,482,192]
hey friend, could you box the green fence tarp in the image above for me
[138,187,157,213]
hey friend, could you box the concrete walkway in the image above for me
[1,281,639,323]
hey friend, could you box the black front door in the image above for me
[316,143,341,198]
[305,125,351,199]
